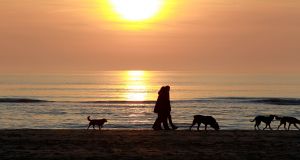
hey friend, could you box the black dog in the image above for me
[250,115,275,130]
[275,116,300,130]
[190,115,220,131]
[87,116,107,130]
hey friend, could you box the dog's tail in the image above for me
[250,118,256,122]
[87,116,91,121]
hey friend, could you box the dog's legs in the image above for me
[257,124,260,130]
[256,121,261,130]
[263,123,268,130]
[268,123,272,130]
[197,123,201,131]
[294,123,300,130]
[288,123,291,130]
[204,124,207,131]
[277,123,282,130]
[189,125,193,131]
[99,125,101,130]
[87,124,91,130]
[93,125,95,130]
[284,123,287,130]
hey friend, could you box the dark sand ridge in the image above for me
[0,130,299,160]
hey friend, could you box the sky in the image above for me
[0,0,300,73]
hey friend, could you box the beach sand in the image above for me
[0,130,299,160]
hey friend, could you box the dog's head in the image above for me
[211,122,220,131]
[102,119,108,123]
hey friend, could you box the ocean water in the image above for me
[0,71,300,130]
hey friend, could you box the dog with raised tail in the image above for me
[250,115,275,130]
[87,116,107,130]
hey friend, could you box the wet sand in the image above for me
[0,130,299,160]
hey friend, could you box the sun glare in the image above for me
[109,0,163,21]
[123,71,149,101]
[95,0,174,30]
[128,70,145,80]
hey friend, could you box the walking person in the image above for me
[152,86,177,130]
[164,86,178,130]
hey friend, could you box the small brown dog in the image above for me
[87,116,107,130]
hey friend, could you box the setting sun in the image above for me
[109,0,163,21]
[95,0,174,30]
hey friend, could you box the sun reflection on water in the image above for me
[123,71,150,101]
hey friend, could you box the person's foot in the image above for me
[152,126,162,130]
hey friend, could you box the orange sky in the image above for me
[0,0,299,73]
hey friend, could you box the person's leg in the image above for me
[168,114,178,130]
[163,119,170,130]
[152,114,162,130]
[162,113,170,130]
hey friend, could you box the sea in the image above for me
[0,71,300,130]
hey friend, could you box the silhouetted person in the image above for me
[152,86,164,130]
[164,86,178,130]
[152,86,177,130]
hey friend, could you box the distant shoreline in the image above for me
[1,97,300,105]
[1,129,299,160]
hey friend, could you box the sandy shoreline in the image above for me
[0,129,299,160]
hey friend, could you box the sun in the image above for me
[94,0,175,30]
[109,0,163,21]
